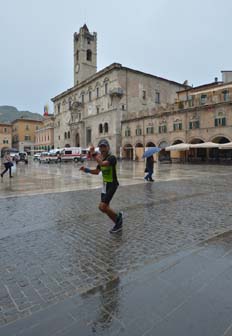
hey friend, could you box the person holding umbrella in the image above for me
[1,151,13,179]
[143,147,161,182]
[144,155,155,181]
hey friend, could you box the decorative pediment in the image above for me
[70,101,83,111]
[159,119,167,125]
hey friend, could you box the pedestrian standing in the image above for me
[1,151,13,179]
[80,139,123,233]
[144,155,154,181]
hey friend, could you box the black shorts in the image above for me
[101,182,119,204]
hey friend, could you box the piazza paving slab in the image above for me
[1,161,232,335]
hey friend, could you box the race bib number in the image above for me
[102,182,106,194]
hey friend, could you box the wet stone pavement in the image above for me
[1,161,232,335]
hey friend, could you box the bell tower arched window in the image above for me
[104,123,109,133]
[87,49,92,61]
[99,124,103,133]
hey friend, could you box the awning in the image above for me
[189,142,219,148]
[165,143,190,151]
[219,142,232,149]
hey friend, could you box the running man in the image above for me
[80,139,123,233]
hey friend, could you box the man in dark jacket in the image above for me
[144,155,154,181]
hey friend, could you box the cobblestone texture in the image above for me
[0,166,232,326]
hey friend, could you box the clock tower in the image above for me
[74,24,97,85]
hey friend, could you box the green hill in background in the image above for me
[0,106,43,123]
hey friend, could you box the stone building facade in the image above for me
[122,71,232,162]
[0,123,12,155]
[35,114,55,152]
[51,24,186,156]
[12,118,43,153]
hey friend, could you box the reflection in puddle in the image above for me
[1,161,232,198]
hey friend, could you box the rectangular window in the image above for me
[215,117,226,126]
[146,127,154,134]
[96,87,99,98]
[81,94,84,104]
[173,123,182,131]
[136,128,142,136]
[105,83,108,95]
[57,103,61,113]
[223,90,229,102]
[25,125,29,131]
[89,91,92,102]
[159,125,167,133]
[189,120,200,129]
[200,94,207,105]
[24,135,31,141]
[96,107,99,114]
[142,90,146,100]
[155,92,160,104]
[125,129,131,137]
[86,128,92,144]
[4,127,7,133]
[188,96,194,107]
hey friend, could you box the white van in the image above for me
[60,147,87,162]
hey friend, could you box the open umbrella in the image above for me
[219,142,232,149]
[142,147,161,158]
[165,143,190,151]
[189,142,219,148]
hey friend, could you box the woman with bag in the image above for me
[1,151,13,179]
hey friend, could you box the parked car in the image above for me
[18,152,28,164]
[39,152,50,163]
[33,153,42,161]
[10,152,19,161]
[39,150,62,164]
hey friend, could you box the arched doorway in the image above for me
[210,136,231,162]
[75,133,80,147]
[1,147,9,157]
[146,142,156,147]
[170,139,187,163]
[135,143,144,161]
[189,138,205,162]
[158,141,170,162]
[123,144,133,160]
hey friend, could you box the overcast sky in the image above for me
[1,0,231,114]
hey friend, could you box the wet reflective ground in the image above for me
[1,159,232,197]
[1,161,232,335]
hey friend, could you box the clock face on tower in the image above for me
[75,64,80,73]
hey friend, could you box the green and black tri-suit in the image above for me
[97,154,119,204]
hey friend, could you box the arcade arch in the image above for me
[209,136,231,162]
[123,144,133,160]
[159,140,170,162]
[135,142,144,161]
[75,133,80,147]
